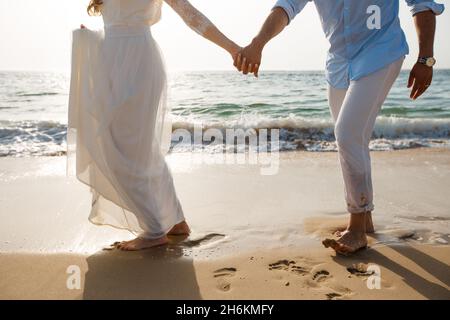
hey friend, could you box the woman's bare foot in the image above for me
[323,230,368,256]
[114,221,190,251]
[168,221,191,236]
[116,236,168,251]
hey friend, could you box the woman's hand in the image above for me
[228,43,243,63]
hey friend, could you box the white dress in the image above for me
[68,0,185,239]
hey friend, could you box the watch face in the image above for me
[426,57,436,67]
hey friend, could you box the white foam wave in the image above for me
[172,115,450,139]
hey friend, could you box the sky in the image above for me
[0,0,449,72]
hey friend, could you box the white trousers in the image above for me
[328,58,404,214]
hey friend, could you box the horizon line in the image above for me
[1,68,449,73]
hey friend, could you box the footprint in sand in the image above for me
[314,272,353,300]
[312,270,331,283]
[347,263,395,290]
[268,260,333,282]
[326,290,356,300]
[214,267,237,292]
[269,259,355,299]
[326,292,342,300]
[305,268,342,294]
[268,260,310,276]
[346,263,375,277]
[326,283,354,299]
[214,267,237,278]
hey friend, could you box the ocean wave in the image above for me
[1,116,449,157]
[0,120,67,157]
[170,115,450,152]
[172,115,450,139]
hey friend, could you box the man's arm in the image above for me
[408,11,436,100]
[234,7,289,77]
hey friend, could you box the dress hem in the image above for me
[76,174,185,239]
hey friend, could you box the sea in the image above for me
[0,69,449,157]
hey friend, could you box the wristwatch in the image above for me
[418,57,436,67]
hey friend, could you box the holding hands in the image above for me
[234,40,264,77]
[232,8,290,78]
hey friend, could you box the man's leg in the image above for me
[323,58,403,254]
[328,86,375,234]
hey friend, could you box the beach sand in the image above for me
[0,149,449,299]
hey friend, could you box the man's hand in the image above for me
[408,10,437,100]
[407,62,433,100]
[234,40,264,77]
[232,7,289,78]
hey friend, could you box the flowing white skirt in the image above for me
[67,26,184,239]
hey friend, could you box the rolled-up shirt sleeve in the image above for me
[405,0,445,16]
[273,0,310,24]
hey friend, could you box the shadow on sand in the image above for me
[83,240,201,299]
[332,244,450,300]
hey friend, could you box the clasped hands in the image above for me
[232,39,264,78]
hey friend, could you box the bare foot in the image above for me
[323,230,368,256]
[116,236,168,251]
[168,221,191,236]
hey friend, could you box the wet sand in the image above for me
[1,244,449,300]
[0,149,449,299]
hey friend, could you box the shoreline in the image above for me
[4,146,450,158]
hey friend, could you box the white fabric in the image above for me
[102,0,163,28]
[328,58,404,214]
[68,0,185,239]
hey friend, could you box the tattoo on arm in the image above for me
[165,0,213,36]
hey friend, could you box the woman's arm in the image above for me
[164,0,240,58]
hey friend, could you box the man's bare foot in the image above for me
[116,236,168,251]
[323,230,368,256]
[168,221,191,236]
